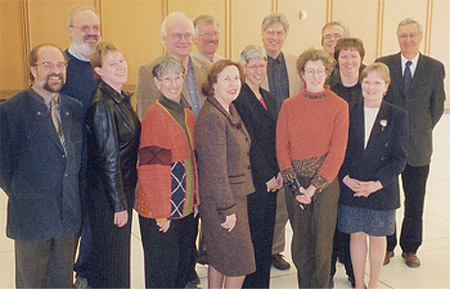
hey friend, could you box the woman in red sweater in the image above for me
[135,55,199,288]
[276,48,349,288]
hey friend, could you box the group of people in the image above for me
[0,5,446,289]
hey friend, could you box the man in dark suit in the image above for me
[0,44,83,288]
[376,18,446,268]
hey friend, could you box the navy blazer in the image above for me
[0,88,83,240]
[376,53,445,166]
[233,83,279,192]
[339,100,408,211]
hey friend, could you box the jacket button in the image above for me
[380,157,385,161]
[384,142,389,147]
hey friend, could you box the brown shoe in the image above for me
[271,254,291,270]
[383,251,394,265]
[402,252,421,268]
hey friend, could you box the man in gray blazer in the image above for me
[260,12,302,271]
[135,12,211,119]
[376,18,446,268]
[0,44,83,288]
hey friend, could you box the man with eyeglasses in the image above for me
[0,44,83,288]
[60,5,102,289]
[376,18,445,268]
[136,12,211,119]
[192,15,224,63]
[321,21,346,57]
[259,12,302,271]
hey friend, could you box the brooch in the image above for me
[380,119,388,131]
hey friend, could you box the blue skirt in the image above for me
[338,204,395,236]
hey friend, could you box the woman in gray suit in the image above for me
[338,62,408,289]
[195,59,256,288]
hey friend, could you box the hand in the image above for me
[156,219,171,233]
[275,173,284,190]
[221,213,237,232]
[343,175,362,191]
[295,191,312,205]
[353,181,383,198]
[266,176,277,192]
[303,185,317,200]
[114,210,128,228]
[194,206,199,218]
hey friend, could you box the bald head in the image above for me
[67,6,101,59]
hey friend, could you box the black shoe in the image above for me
[271,254,291,270]
[186,269,200,285]
[383,251,394,265]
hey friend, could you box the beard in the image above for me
[41,73,65,93]
[73,34,101,58]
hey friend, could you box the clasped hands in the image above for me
[295,185,317,205]
[342,175,383,198]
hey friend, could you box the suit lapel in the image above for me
[391,53,405,97]
[409,53,427,93]
[59,96,72,148]
[365,102,389,151]
[26,92,65,153]
[352,101,365,152]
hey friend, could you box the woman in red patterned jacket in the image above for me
[135,55,199,289]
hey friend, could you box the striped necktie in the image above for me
[50,97,66,153]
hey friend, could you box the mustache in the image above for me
[83,35,100,41]
[47,73,63,80]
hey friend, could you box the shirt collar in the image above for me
[400,53,419,77]
[68,45,90,62]
[31,84,58,107]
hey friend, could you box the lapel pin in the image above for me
[380,119,388,131]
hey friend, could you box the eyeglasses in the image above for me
[32,62,68,70]
[304,68,326,76]
[265,29,285,36]
[398,32,420,40]
[247,64,267,71]
[158,75,185,85]
[324,33,343,41]
[169,33,193,41]
[200,31,219,38]
[70,25,101,33]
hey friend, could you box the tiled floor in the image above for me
[1,113,449,288]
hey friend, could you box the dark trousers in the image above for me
[387,164,429,253]
[286,179,339,288]
[139,213,196,289]
[187,214,200,283]
[330,230,354,280]
[74,213,93,280]
[243,188,277,289]
[15,233,78,288]
[89,205,132,288]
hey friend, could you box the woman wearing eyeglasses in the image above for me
[135,54,199,289]
[276,48,349,288]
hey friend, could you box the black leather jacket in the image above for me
[86,80,141,213]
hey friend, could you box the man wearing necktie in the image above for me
[376,18,446,268]
[0,44,84,288]
[192,15,224,63]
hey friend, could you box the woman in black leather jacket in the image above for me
[85,41,140,288]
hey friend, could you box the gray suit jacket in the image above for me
[376,52,446,166]
[261,51,302,99]
[135,55,211,119]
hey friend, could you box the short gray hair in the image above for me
[261,12,289,32]
[67,5,98,26]
[321,21,347,45]
[397,18,423,34]
[161,12,194,37]
[240,45,267,67]
[152,55,185,79]
[193,15,220,38]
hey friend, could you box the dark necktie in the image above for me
[404,60,412,97]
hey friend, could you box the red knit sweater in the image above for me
[276,87,349,191]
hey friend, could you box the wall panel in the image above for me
[382,0,427,56]
[0,0,27,93]
[231,0,272,61]
[101,0,163,87]
[332,0,379,63]
[279,0,327,57]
